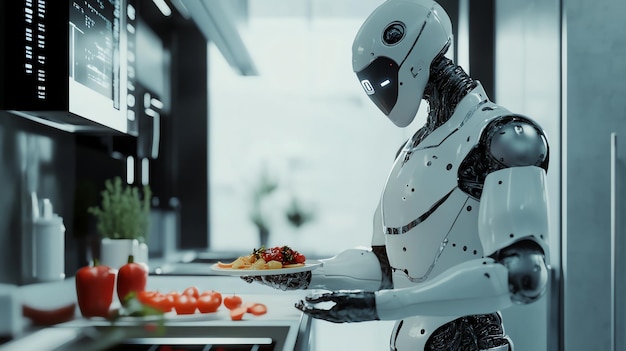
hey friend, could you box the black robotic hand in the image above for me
[294,290,380,323]
[241,271,312,291]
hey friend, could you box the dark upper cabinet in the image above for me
[0,0,138,135]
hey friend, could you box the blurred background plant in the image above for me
[285,196,314,229]
[249,168,279,246]
[248,164,317,248]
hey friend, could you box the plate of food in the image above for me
[210,245,322,276]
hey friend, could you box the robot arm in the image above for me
[305,198,391,291]
[297,166,550,322]
[308,246,385,291]
[243,201,393,292]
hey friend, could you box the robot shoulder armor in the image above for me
[483,115,549,168]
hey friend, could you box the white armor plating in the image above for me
[382,84,492,285]
[381,84,548,285]
[479,166,550,260]
[310,248,382,292]
[373,83,549,349]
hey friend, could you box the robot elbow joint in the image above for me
[497,241,549,304]
[508,259,548,304]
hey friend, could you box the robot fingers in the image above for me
[304,290,348,304]
[295,299,342,322]
[296,290,380,323]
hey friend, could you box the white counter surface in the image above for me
[2,275,313,351]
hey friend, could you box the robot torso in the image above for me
[382,84,548,290]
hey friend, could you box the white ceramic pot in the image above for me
[100,238,148,270]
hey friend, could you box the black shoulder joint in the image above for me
[485,116,549,170]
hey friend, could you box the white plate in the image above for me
[209,260,322,276]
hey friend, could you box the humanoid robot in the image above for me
[245,0,551,349]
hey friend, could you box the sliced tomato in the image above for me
[229,306,247,321]
[247,303,267,316]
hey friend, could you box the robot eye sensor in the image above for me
[382,21,406,46]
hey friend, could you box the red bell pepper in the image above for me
[117,255,148,305]
[75,259,116,318]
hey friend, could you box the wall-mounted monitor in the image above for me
[0,0,137,135]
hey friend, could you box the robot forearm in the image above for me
[296,253,549,323]
[296,258,513,323]
[375,258,512,320]
[309,247,384,291]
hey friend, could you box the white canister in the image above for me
[32,199,66,282]
[100,238,140,270]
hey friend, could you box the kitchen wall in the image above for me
[563,0,626,350]
[498,0,626,349]
[494,0,562,350]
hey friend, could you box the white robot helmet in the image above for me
[352,0,453,127]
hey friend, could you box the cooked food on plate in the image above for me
[217,245,306,270]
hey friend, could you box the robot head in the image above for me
[352,0,452,127]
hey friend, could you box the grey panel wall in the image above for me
[564,0,626,350]
[494,1,562,350]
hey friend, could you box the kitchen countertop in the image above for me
[2,274,313,351]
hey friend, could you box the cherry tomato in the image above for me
[257,246,305,265]
[201,289,221,296]
[223,295,243,310]
[294,252,306,264]
[197,292,222,313]
[174,294,197,315]
[165,291,180,302]
[263,247,283,263]
[182,286,200,299]
[150,294,174,313]
[201,290,222,302]
[137,290,159,305]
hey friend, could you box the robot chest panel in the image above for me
[381,130,473,229]
[385,189,483,287]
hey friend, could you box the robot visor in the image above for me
[356,56,399,116]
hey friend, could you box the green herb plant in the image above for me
[88,177,152,242]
